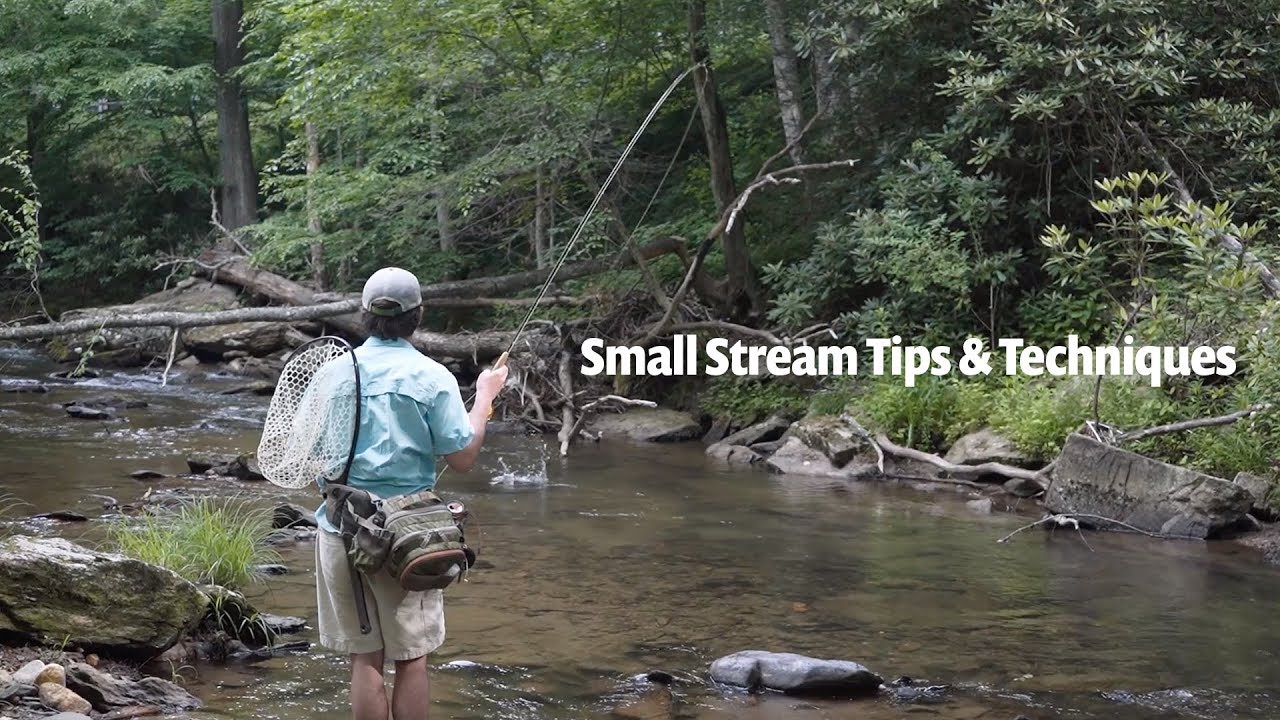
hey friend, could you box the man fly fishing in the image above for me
[314,266,508,720]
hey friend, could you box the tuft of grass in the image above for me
[0,491,31,540]
[106,495,282,590]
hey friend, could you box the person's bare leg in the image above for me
[391,655,430,720]
[351,651,389,720]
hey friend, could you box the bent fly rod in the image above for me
[441,61,704,482]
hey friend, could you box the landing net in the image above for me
[257,337,359,489]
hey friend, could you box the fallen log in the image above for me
[0,296,592,343]
[0,302,356,342]
[193,237,683,361]
[200,236,683,303]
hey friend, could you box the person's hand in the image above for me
[476,364,508,404]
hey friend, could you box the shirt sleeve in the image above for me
[426,372,475,456]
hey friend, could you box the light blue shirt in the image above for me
[315,336,475,534]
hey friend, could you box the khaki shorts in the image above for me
[315,528,445,660]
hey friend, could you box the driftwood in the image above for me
[874,433,1045,483]
[560,395,658,456]
[1115,403,1271,444]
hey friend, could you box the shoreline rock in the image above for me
[1045,433,1251,539]
[0,537,208,658]
[587,408,701,443]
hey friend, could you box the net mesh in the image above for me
[257,337,359,489]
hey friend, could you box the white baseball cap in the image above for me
[361,267,422,316]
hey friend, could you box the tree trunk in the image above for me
[763,0,805,164]
[305,121,327,290]
[534,164,549,268]
[212,0,258,237]
[687,0,763,320]
[437,188,454,252]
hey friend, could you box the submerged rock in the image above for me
[709,650,882,696]
[0,536,208,656]
[588,408,701,442]
[1045,434,1252,538]
[64,405,114,420]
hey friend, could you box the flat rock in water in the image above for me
[1045,433,1252,538]
[218,380,276,396]
[65,405,114,420]
[129,470,167,480]
[588,408,701,442]
[0,536,208,656]
[1,381,49,394]
[42,713,93,720]
[272,503,317,529]
[1003,476,1044,498]
[710,650,883,696]
[66,663,200,714]
[30,511,89,523]
[261,613,307,635]
[944,428,1031,467]
[705,442,766,467]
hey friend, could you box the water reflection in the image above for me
[3,354,1280,719]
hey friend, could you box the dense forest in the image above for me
[4,0,1280,487]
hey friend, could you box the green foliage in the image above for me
[854,375,994,452]
[701,376,809,425]
[0,151,43,277]
[106,496,281,590]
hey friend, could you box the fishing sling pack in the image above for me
[324,484,477,591]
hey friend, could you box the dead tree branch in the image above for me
[645,160,859,342]
[874,433,1046,484]
[1115,403,1272,444]
[560,395,659,456]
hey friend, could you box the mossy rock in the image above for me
[0,536,209,658]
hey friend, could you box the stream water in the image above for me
[3,345,1280,720]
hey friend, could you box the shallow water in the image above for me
[3,346,1280,720]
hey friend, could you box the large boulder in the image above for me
[1045,434,1252,538]
[944,428,1031,467]
[765,437,877,479]
[588,408,701,442]
[0,536,209,657]
[785,415,876,467]
[182,321,289,360]
[709,651,882,696]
